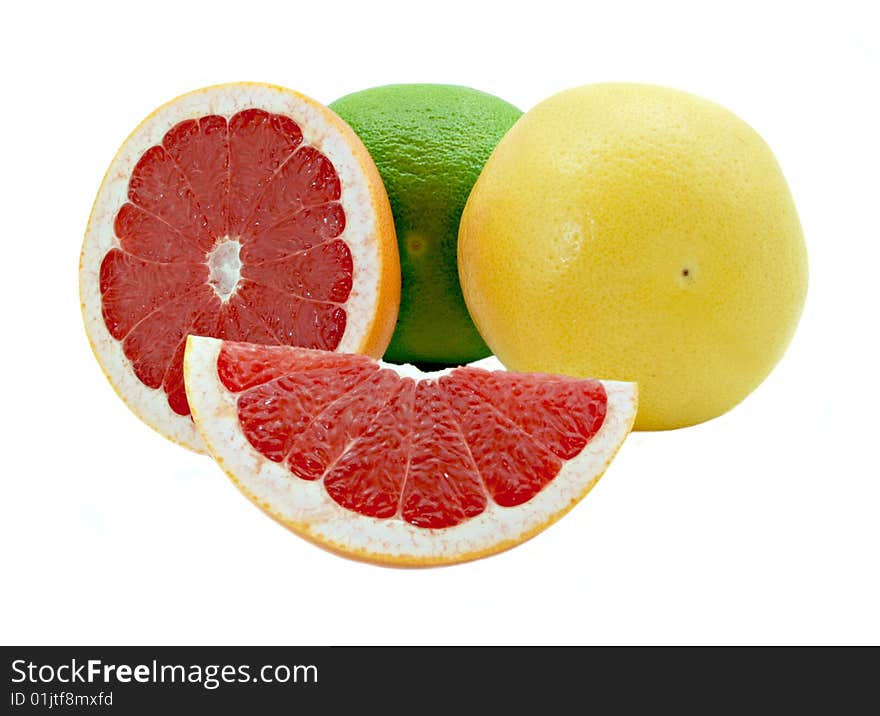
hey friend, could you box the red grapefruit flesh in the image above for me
[81,83,400,452]
[184,336,638,565]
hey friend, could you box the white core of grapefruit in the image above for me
[184,335,638,566]
[80,83,394,452]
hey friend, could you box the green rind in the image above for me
[330,84,522,366]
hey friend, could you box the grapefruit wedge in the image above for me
[184,336,638,566]
[80,83,399,452]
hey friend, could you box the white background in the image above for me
[2,0,878,646]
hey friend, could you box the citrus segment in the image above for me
[235,363,377,462]
[324,380,416,520]
[446,369,607,459]
[438,376,562,508]
[286,369,401,481]
[162,115,229,238]
[184,336,638,565]
[81,83,399,451]
[227,110,304,236]
[127,146,213,248]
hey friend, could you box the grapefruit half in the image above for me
[184,336,638,566]
[80,83,399,452]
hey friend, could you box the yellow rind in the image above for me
[459,82,807,431]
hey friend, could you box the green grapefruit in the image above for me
[330,84,521,367]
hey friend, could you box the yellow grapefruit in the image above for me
[459,83,808,430]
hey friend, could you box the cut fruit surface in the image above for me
[184,336,638,566]
[81,83,399,452]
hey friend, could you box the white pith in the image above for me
[206,238,242,301]
[184,335,639,565]
[80,83,385,453]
